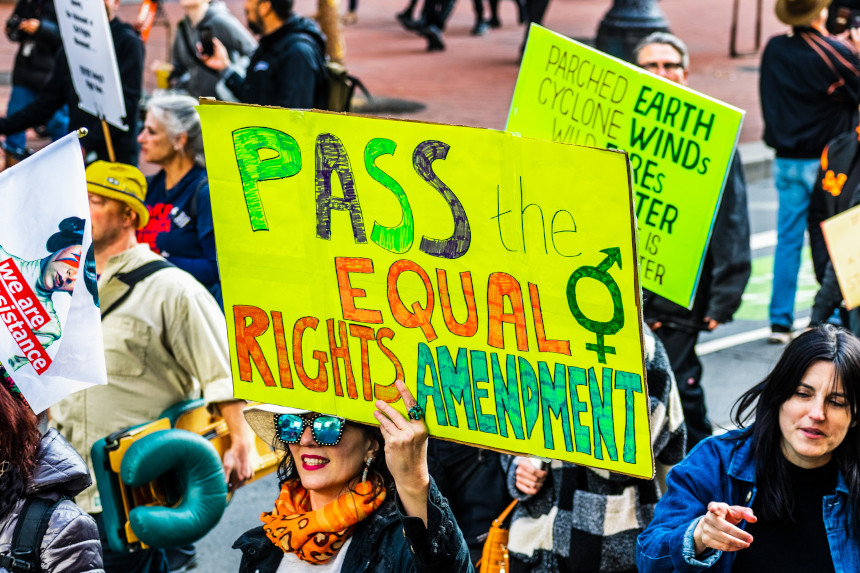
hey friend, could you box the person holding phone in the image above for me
[170,0,256,99]
[3,0,67,164]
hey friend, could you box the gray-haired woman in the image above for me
[136,92,221,307]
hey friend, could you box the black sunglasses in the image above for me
[274,413,346,446]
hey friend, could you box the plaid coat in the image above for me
[504,330,686,573]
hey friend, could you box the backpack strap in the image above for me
[101,260,176,320]
[1,496,66,573]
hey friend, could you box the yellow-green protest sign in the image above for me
[822,203,860,310]
[508,25,745,308]
[199,101,653,478]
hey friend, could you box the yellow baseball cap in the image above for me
[85,161,149,229]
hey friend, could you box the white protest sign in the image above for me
[0,134,107,413]
[55,0,128,131]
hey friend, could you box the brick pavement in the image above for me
[0,0,785,163]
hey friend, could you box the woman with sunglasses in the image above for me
[237,380,474,572]
[638,325,860,572]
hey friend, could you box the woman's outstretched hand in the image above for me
[693,502,757,556]
[374,380,430,526]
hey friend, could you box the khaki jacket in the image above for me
[52,244,233,513]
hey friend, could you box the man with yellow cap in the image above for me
[51,161,255,573]
[761,0,860,344]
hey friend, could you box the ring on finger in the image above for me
[408,405,425,421]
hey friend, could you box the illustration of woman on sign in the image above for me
[1,216,98,370]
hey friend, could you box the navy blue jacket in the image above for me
[223,14,328,109]
[138,165,221,306]
[760,28,860,158]
[234,479,474,572]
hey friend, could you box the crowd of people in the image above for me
[1,0,860,572]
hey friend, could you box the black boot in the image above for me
[471,19,490,35]
[422,24,446,51]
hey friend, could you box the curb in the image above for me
[738,141,774,183]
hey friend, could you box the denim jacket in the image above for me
[234,477,474,572]
[637,428,860,573]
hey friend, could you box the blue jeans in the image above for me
[6,84,69,152]
[769,157,819,328]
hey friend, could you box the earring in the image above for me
[361,456,373,483]
[0,461,9,478]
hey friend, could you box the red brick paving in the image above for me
[0,0,788,161]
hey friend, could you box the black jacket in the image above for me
[0,17,143,165]
[427,441,512,565]
[808,128,860,328]
[760,27,860,158]
[8,0,61,90]
[643,153,751,332]
[224,14,328,109]
[234,479,474,572]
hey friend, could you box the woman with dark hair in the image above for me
[638,325,860,572]
[136,93,221,306]
[2,216,95,370]
[235,380,473,572]
[0,374,103,571]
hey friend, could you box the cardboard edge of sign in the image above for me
[197,97,629,160]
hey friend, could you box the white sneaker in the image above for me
[768,328,792,344]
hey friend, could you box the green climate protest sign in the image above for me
[508,25,744,308]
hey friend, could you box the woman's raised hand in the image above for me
[374,380,430,526]
[693,502,757,556]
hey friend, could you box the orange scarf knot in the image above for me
[261,478,386,564]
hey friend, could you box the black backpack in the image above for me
[0,496,67,573]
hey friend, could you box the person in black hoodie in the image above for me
[0,0,143,165]
[807,126,860,337]
[203,0,328,109]
[760,0,860,343]
[4,0,67,161]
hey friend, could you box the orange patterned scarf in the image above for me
[261,479,386,564]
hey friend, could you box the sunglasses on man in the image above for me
[274,413,347,446]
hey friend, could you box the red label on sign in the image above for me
[0,258,52,374]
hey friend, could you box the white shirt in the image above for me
[276,537,353,572]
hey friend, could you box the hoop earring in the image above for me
[361,456,373,483]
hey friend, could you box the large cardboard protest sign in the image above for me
[0,134,106,413]
[508,25,744,308]
[822,204,860,310]
[200,102,653,477]
[55,0,128,131]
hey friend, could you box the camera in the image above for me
[5,14,22,43]
[199,26,214,57]
[831,7,860,34]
